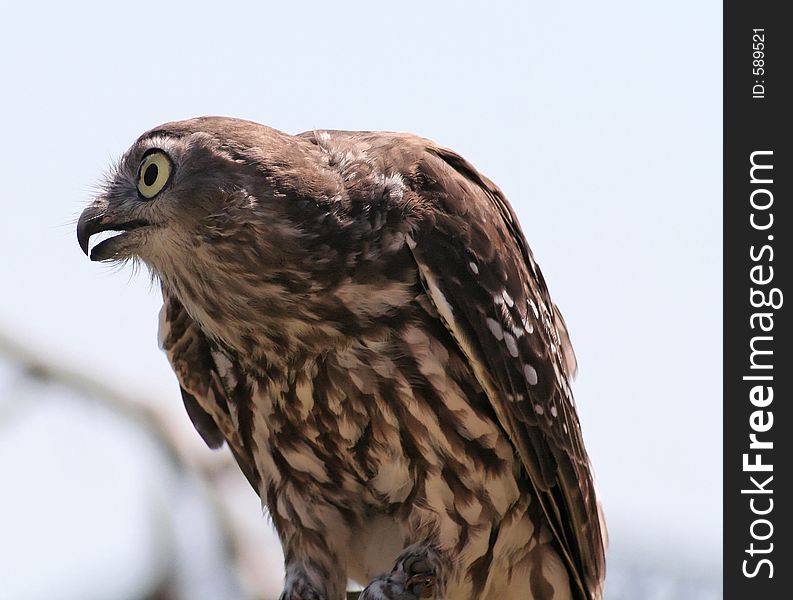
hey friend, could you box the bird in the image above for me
[77,116,606,600]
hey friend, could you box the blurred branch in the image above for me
[0,329,185,463]
[0,328,274,599]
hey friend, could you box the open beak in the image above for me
[77,204,150,261]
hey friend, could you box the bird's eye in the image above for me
[137,150,172,199]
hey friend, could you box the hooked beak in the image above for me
[77,204,150,261]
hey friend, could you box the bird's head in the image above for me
[77,117,415,353]
[77,117,317,272]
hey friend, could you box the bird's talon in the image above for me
[406,574,435,598]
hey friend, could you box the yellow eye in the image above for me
[137,151,172,199]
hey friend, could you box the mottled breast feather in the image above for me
[159,287,260,490]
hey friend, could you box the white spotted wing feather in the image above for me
[407,145,606,600]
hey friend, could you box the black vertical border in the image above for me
[724,2,791,598]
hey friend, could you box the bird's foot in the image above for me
[360,544,441,600]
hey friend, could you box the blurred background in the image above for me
[0,1,721,599]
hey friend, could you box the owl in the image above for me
[77,117,606,600]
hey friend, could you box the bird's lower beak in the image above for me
[77,203,150,261]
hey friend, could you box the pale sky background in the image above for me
[0,0,721,595]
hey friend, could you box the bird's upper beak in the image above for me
[77,203,150,261]
[77,203,107,257]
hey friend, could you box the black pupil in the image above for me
[143,163,159,186]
